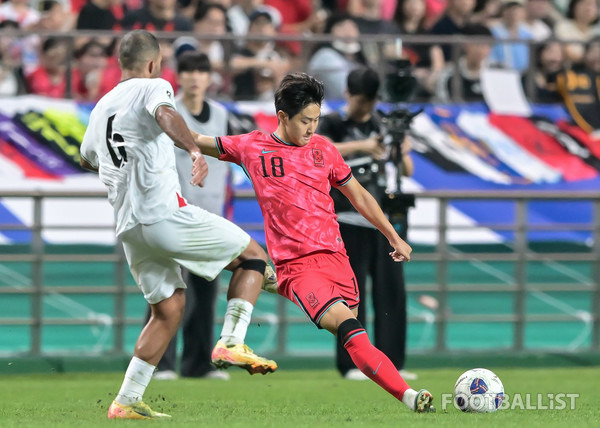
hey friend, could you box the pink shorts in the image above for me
[277,251,359,328]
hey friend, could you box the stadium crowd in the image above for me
[0,0,600,111]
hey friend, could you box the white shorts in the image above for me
[121,205,251,304]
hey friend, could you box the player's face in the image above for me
[284,103,321,147]
[178,70,211,97]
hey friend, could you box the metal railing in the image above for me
[0,190,598,356]
[0,29,585,102]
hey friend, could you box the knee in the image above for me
[239,239,268,262]
[152,288,186,322]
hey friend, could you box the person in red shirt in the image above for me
[193,73,435,413]
[26,37,68,98]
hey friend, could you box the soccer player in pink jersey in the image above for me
[193,73,435,413]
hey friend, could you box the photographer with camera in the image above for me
[317,67,417,381]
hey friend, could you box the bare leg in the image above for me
[211,239,277,374]
[224,239,267,304]
[134,288,186,366]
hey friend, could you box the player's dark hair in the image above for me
[274,73,324,119]
[177,51,211,73]
[347,67,380,100]
[119,30,160,70]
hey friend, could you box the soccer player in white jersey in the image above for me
[80,30,277,420]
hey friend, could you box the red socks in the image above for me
[339,319,410,401]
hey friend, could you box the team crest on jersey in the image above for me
[306,292,319,308]
[311,149,324,167]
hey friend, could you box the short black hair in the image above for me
[42,37,66,53]
[75,39,108,59]
[460,24,493,37]
[119,30,160,70]
[177,51,211,73]
[194,2,227,22]
[323,13,355,34]
[274,73,324,119]
[347,67,380,100]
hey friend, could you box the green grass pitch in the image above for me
[0,367,597,427]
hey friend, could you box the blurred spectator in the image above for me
[0,20,22,69]
[421,0,448,28]
[193,2,228,70]
[30,0,73,31]
[307,13,368,99]
[71,39,111,102]
[524,0,553,40]
[430,0,477,61]
[434,24,492,102]
[393,0,444,97]
[554,0,600,64]
[25,37,68,97]
[158,38,178,91]
[349,0,401,65]
[264,0,325,33]
[470,0,502,27]
[228,0,263,37]
[77,0,124,30]
[534,40,565,102]
[4,1,70,76]
[583,35,600,71]
[556,36,600,130]
[0,0,40,29]
[121,0,193,31]
[0,47,26,96]
[348,0,400,34]
[489,0,534,72]
[264,0,328,56]
[230,9,289,100]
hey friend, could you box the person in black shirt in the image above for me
[434,24,493,102]
[121,0,193,32]
[429,0,477,61]
[317,67,417,381]
[77,0,122,30]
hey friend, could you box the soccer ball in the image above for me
[454,368,504,413]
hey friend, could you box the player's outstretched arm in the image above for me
[338,178,412,262]
[190,131,220,158]
[155,105,208,186]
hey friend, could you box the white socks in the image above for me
[402,388,418,410]
[115,356,155,405]
[220,298,254,346]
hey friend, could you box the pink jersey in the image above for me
[216,131,353,264]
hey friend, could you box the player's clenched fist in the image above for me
[190,151,208,187]
[389,239,412,262]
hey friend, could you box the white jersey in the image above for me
[81,78,182,236]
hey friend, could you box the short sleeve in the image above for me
[328,142,353,188]
[145,78,176,118]
[215,133,247,165]
[80,111,99,168]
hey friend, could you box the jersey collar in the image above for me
[271,132,296,146]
